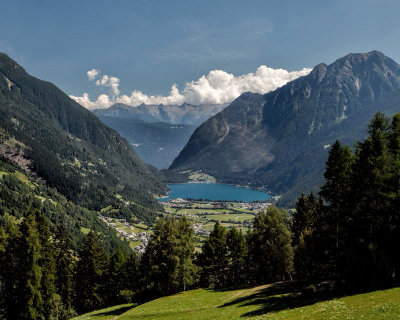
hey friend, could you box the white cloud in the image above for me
[87,69,100,81]
[95,75,120,96]
[69,93,111,109]
[70,65,311,110]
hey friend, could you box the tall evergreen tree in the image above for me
[9,213,43,320]
[198,221,227,288]
[0,225,8,316]
[225,228,246,287]
[141,217,180,296]
[75,231,109,313]
[319,140,353,281]
[248,207,293,284]
[292,193,321,280]
[350,112,392,288]
[54,224,75,318]
[34,211,59,319]
[106,245,129,305]
[176,216,197,291]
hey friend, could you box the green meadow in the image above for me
[74,283,400,320]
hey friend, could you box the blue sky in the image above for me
[1,0,399,107]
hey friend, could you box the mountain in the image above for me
[0,53,167,222]
[94,102,228,126]
[170,51,400,206]
[96,115,197,168]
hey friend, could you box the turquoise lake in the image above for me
[159,183,271,202]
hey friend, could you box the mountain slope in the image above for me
[94,102,228,126]
[74,284,400,320]
[96,115,196,168]
[0,53,166,220]
[170,51,400,205]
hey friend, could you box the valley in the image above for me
[103,197,272,253]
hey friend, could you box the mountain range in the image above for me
[93,102,228,168]
[170,51,400,205]
[94,102,228,126]
[96,116,197,168]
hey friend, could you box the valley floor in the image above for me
[73,282,400,320]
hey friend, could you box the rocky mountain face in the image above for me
[170,51,400,206]
[0,53,166,220]
[94,102,228,126]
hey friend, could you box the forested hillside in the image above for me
[0,53,167,221]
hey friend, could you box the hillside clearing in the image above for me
[74,283,400,320]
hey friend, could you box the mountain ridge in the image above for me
[170,51,400,205]
[0,52,166,221]
[93,102,229,126]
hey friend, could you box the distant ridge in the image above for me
[93,102,229,126]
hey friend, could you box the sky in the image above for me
[1,0,400,108]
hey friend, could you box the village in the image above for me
[98,198,273,252]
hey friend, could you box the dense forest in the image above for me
[1,112,400,319]
[0,52,167,224]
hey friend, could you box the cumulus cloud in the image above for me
[95,75,120,96]
[87,69,100,81]
[70,65,311,110]
[69,93,112,109]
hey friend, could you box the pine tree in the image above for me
[248,207,293,284]
[54,224,75,318]
[75,231,109,313]
[226,228,246,287]
[198,221,227,287]
[350,112,392,288]
[141,217,180,296]
[122,252,139,301]
[292,193,321,280]
[319,140,353,281]
[34,210,59,319]
[0,225,8,316]
[176,216,197,291]
[388,113,400,281]
[9,213,43,319]
[106,245,129,305]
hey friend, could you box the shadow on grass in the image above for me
[92,305,133,317]
[218,281,337,317]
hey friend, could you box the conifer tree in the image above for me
[198,221,227,287]
[54,224,75,318]
[141,217,180,296]
[75,231,109,313]
[177,216,197,291]
[226,228,246,287]
[248,207,293,284]
[350,112,392,288]
[11,213,43,319]
[319,140,353,281]
[34,210,58,319]
[106,245,129,305]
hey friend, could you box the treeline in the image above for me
[0,210,137,319]
[292,112,400,290]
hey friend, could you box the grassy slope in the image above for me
[74,283,400,320]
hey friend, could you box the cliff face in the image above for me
[170,51,400,205]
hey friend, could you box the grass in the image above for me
[80,227,91,235]
[73,283,400,320]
